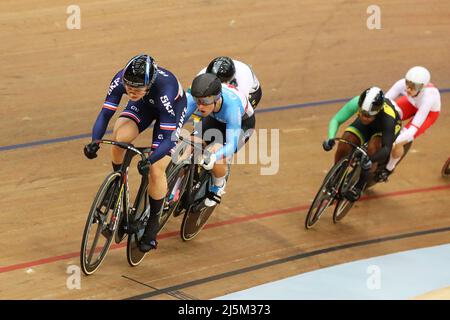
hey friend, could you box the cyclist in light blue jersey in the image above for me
[184,73,256,207]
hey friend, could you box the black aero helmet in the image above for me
[358,87,385,116]
[191,73,222,98]
[122,54,158,88]
[206,56,236,83]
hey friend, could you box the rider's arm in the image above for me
[214,113,242,161]
[327,96,359,139]
[148,83,187,164]
[410,90,438,129]
[385,79,404,100]
[395,91,438,144]
[91,71,125,140]
[92,108,116,140]
[371,117,397,163]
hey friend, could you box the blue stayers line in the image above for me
[2,88,450,152]
[0,132,111,151]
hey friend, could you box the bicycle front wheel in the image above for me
[80,172,122,275]
[158,163,189,233]
[333,164,361,223]
[305,158,349,229]
[180,164,225,241]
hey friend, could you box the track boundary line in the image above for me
[0,184,448,274]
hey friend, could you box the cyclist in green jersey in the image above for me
[323,87,402,202]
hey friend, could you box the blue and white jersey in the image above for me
[186,84,254,160]
[91,66,186,164]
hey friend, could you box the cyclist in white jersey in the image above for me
[198,56,262,109]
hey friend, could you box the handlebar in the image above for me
[94,139,148,162]
[331,137,369,159]
[178,136,212,159]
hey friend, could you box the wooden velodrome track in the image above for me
[1,0,449,299]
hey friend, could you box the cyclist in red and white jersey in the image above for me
[380,66,441,179]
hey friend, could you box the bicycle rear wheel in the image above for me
[181,203,216,241]
[305,158,349,229]
[333,164,361,223]
[80,172,122,275]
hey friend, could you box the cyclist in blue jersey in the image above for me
[83,54,187,252]
[184,73,256,206]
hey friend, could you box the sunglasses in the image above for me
[124,83,150,92]
[193,94,221,105]
[405,80,423,92]
[359,110,377,118]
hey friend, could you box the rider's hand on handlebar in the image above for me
[361,156,372,170]
[84,141,100,159]
[200,153,217,170]
[138,159,151,176]
[322,139,335,152]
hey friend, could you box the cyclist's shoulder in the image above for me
[106,69,125,96]
[381,98,399,120]
[154,66,178,86]
[222,84,245,103]
[152,66,182,97]
[422,84,441,98]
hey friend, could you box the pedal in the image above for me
[126,221,145,234]
[101,227,113,239]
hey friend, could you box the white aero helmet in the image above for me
[405,66,430,92]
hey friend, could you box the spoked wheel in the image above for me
[158,164,189,232]
[333,164,361,223]
[305,158,349,229]
[80,172,122,275]
[126,194,150,267]
[441,158,450,178]
[180,203,216,241]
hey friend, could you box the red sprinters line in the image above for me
[0,184,449,274]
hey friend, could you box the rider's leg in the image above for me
[111,117,140,167]
[386,110,439,172]
[386,140,409,171]
[334,131,361,164]
[200,117,228,199]
[341,122,370,202]
[140,155,172,251]
[395,96,416,121]
[209,143,228,185]
[367,135,382,173]
[203,143,228,207]
[103,118,140,208]
[357,135,381,189]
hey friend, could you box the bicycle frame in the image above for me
[95,139,151,234]
[331,138,369,192]
[172,136,212,211]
